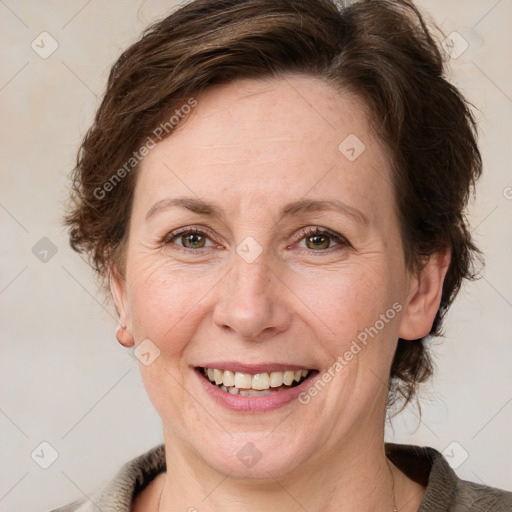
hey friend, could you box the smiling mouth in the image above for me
[198,367,316,396]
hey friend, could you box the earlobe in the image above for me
[398,250,451,341]
[109,267,135,348]
[115,324,134,347]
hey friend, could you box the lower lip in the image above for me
[194,368,319,412]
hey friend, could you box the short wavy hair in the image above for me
[65,0,482,408]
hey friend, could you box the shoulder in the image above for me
[386,443,512,512]
[451,478,512,512]
[47,444,166,512]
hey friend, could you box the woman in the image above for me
[52,0,511,510]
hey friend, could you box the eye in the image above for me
[293,226,349,252]
[162,227,218,251]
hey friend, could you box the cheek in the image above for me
[126,256,218,354]
[125,258,215,420]
[298,263,398,343]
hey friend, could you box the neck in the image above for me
[158,423,398,512]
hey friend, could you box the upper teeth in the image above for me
[204,368,310,390]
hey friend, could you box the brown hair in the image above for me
[65,0,482,408]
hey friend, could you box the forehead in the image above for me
[135,75,393,223]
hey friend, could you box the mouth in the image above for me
[196,366,317,397]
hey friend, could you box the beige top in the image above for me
[49,443,512,511]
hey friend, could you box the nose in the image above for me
[212,249,292,342]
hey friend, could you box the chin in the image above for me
[192,430,312,480]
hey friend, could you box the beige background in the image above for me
[0,1,511,511]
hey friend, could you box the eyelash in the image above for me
[161,225,350,254]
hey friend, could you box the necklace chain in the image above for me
[388,458,399,512]
[157,461,399,511]
[157,482,164,512]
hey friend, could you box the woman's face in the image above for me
[112,75,445,478]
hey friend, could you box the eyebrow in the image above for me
[145,196,369,225]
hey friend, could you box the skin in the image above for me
[111,75,449,511]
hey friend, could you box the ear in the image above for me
[398,250,451,340]
[109,266,134,347]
